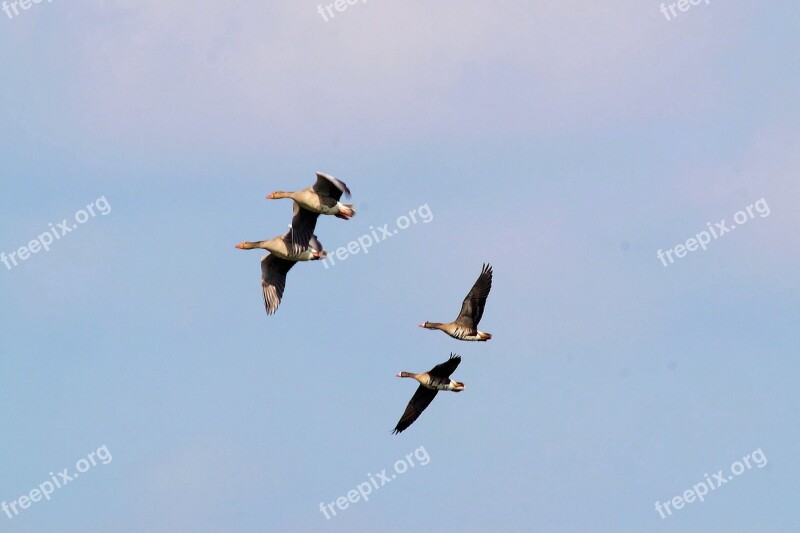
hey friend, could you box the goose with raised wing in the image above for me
[393,354,464,434]
[419,263,493,341]
[267,171,356,220]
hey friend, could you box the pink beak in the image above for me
[418,323,425,328]
[396,373,402,377]
[235,243,244,249]
[266,193,274,199]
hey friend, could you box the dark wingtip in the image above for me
[317,171,352,198]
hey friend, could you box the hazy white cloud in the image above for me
[2,0,757,151]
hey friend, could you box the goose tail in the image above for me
[336,203,356,219]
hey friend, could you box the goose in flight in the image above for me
[236,205,326,315]
[267,172,356,220]
[419,263,493,341]
[393,354,464,434]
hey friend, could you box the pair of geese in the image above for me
[235,172,493,434]
[235,172,356,315]
[394,263,493,434]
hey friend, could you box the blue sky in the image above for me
[1,1,798,531]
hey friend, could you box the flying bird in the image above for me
[419,263,493,341]
[236,205,326,315]
[393,354,464,434]
[267,171,356,220]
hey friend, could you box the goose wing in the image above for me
[392,385,438,434]
[282,201,320,256]
[428,353,461,378]
[312,172,351,200]
[454,263,493,330]
[261,254,296,315]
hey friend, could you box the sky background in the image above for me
[1,1,799,532]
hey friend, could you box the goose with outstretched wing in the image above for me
[393,354,464,434]
[419,264,493,341]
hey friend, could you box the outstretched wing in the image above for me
[282,201,320,256]
[261,254,296,315]
[454,263,493,330]
[312,172,351,200]
[392,385,438,434]
[428,353,461,378]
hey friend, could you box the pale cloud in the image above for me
[4,0,757,151]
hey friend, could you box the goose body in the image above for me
[406,372,463,392]
[393,354,464,434]
[267,172,356,220]
[236,235,325,261]
[420,263,493,341]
